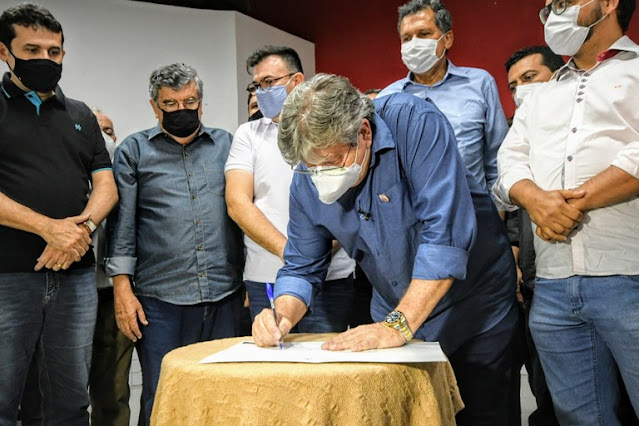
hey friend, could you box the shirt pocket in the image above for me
[202,163,225,196]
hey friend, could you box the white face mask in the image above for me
[544,0,606,56]
[514,82,544,108]
[310,144,369,204]
[401,34,445,75]
[101,131,117,161]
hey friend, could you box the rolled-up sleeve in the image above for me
[105,139,139,277]
[492,100,534,211]
[389,102,477,281]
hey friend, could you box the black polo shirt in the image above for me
[0,73,112,272]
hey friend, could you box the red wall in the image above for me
[249,1,639,117]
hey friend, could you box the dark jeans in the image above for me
[90,288,135,426]
[349,264,373,327]
[136,290,243,426]
[245,274,354,333]
[450,303,517,426]
[0,268,97,426]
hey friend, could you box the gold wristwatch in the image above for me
[81,219,97,235]
[383,310,413,342]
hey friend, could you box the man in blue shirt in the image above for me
[378,0,508,191]
[252,74,517,426]
[105,64,244,426]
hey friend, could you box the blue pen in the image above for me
[265,282,283,350]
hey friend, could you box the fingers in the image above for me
[72,212,92,224]
[559,188,585,201]
[322,323,405,352]
[252,309,283,347]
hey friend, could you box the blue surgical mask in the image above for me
[256,84,288,119]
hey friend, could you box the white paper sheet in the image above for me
[199,341,447,364]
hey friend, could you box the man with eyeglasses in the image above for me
[105,63,244,426]
[252,73,517,426]
[225,45,356,333]
[493,0,639,423]
[377,0,508,194]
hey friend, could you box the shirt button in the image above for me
[577,91,584,96]
[581,79,588,83]
[199,271,206,278]
[391,281,398,287]
[188,173,193,178]
[572,127,577,133]
[197,244,203,251]
[192,194,198,200]
[195,219,201,226]
[576,98,583,103]
[584,72,590,77]
[579,85,585,89]
[567,155,574,162]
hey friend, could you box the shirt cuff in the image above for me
[104,256,137,277]
[412,243,469,281]
[612,155,639,180]
[491,173,530,212]
[273,275,314,308]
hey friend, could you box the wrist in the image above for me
[81,219,97,235]
[383,310,413,342]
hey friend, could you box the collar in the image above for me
[402,59,463,90]
[369,112,395,169]
[555,35,639,80]
[1,72,66,106]
[148,123,212,143]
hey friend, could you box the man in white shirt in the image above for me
[493,0,639,424]
[225,46,355,331]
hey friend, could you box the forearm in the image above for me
[228,197,287,258]
[82,171,119,225]
[0,191,51,237]
[569,166,639,211]
[508,179,540,210]
[396,277,454,334]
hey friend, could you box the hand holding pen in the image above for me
[265,282,284,350]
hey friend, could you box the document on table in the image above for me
[199,341,447,364]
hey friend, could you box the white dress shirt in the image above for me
[493,36,639,279]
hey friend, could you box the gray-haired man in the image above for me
[105,63,244,426]
[253,74,517,425]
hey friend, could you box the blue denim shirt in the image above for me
[105,125,244,305]
[378,61,508,192]
[275,94,515,354]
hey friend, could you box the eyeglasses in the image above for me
[292,143,356,176]
[246,73,295,93]
[158,97,200,112]
[539,0,571,24]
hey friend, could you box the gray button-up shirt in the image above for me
[105,124,243,304]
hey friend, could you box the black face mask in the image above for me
[8,49,62,93]
[248,110,263,122]
[160,108,201,138]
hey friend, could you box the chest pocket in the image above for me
[202,163,225,196]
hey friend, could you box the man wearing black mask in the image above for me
[105,63,244,426]
[0,4,118,424]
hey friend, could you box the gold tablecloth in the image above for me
[151,333,464,426]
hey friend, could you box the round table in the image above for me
[151,333,464,425]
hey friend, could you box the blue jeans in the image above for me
[136,290,243,426]
[530,275,639,425]
[245,275,354,332]
[0,268,97,426]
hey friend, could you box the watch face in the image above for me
[385,311,401,324]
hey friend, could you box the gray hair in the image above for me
[398,0,452,33]
[278,74,375,166]
[148,63,203,101]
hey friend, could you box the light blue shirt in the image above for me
[378,60,508,191]
[274,93,515,354]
